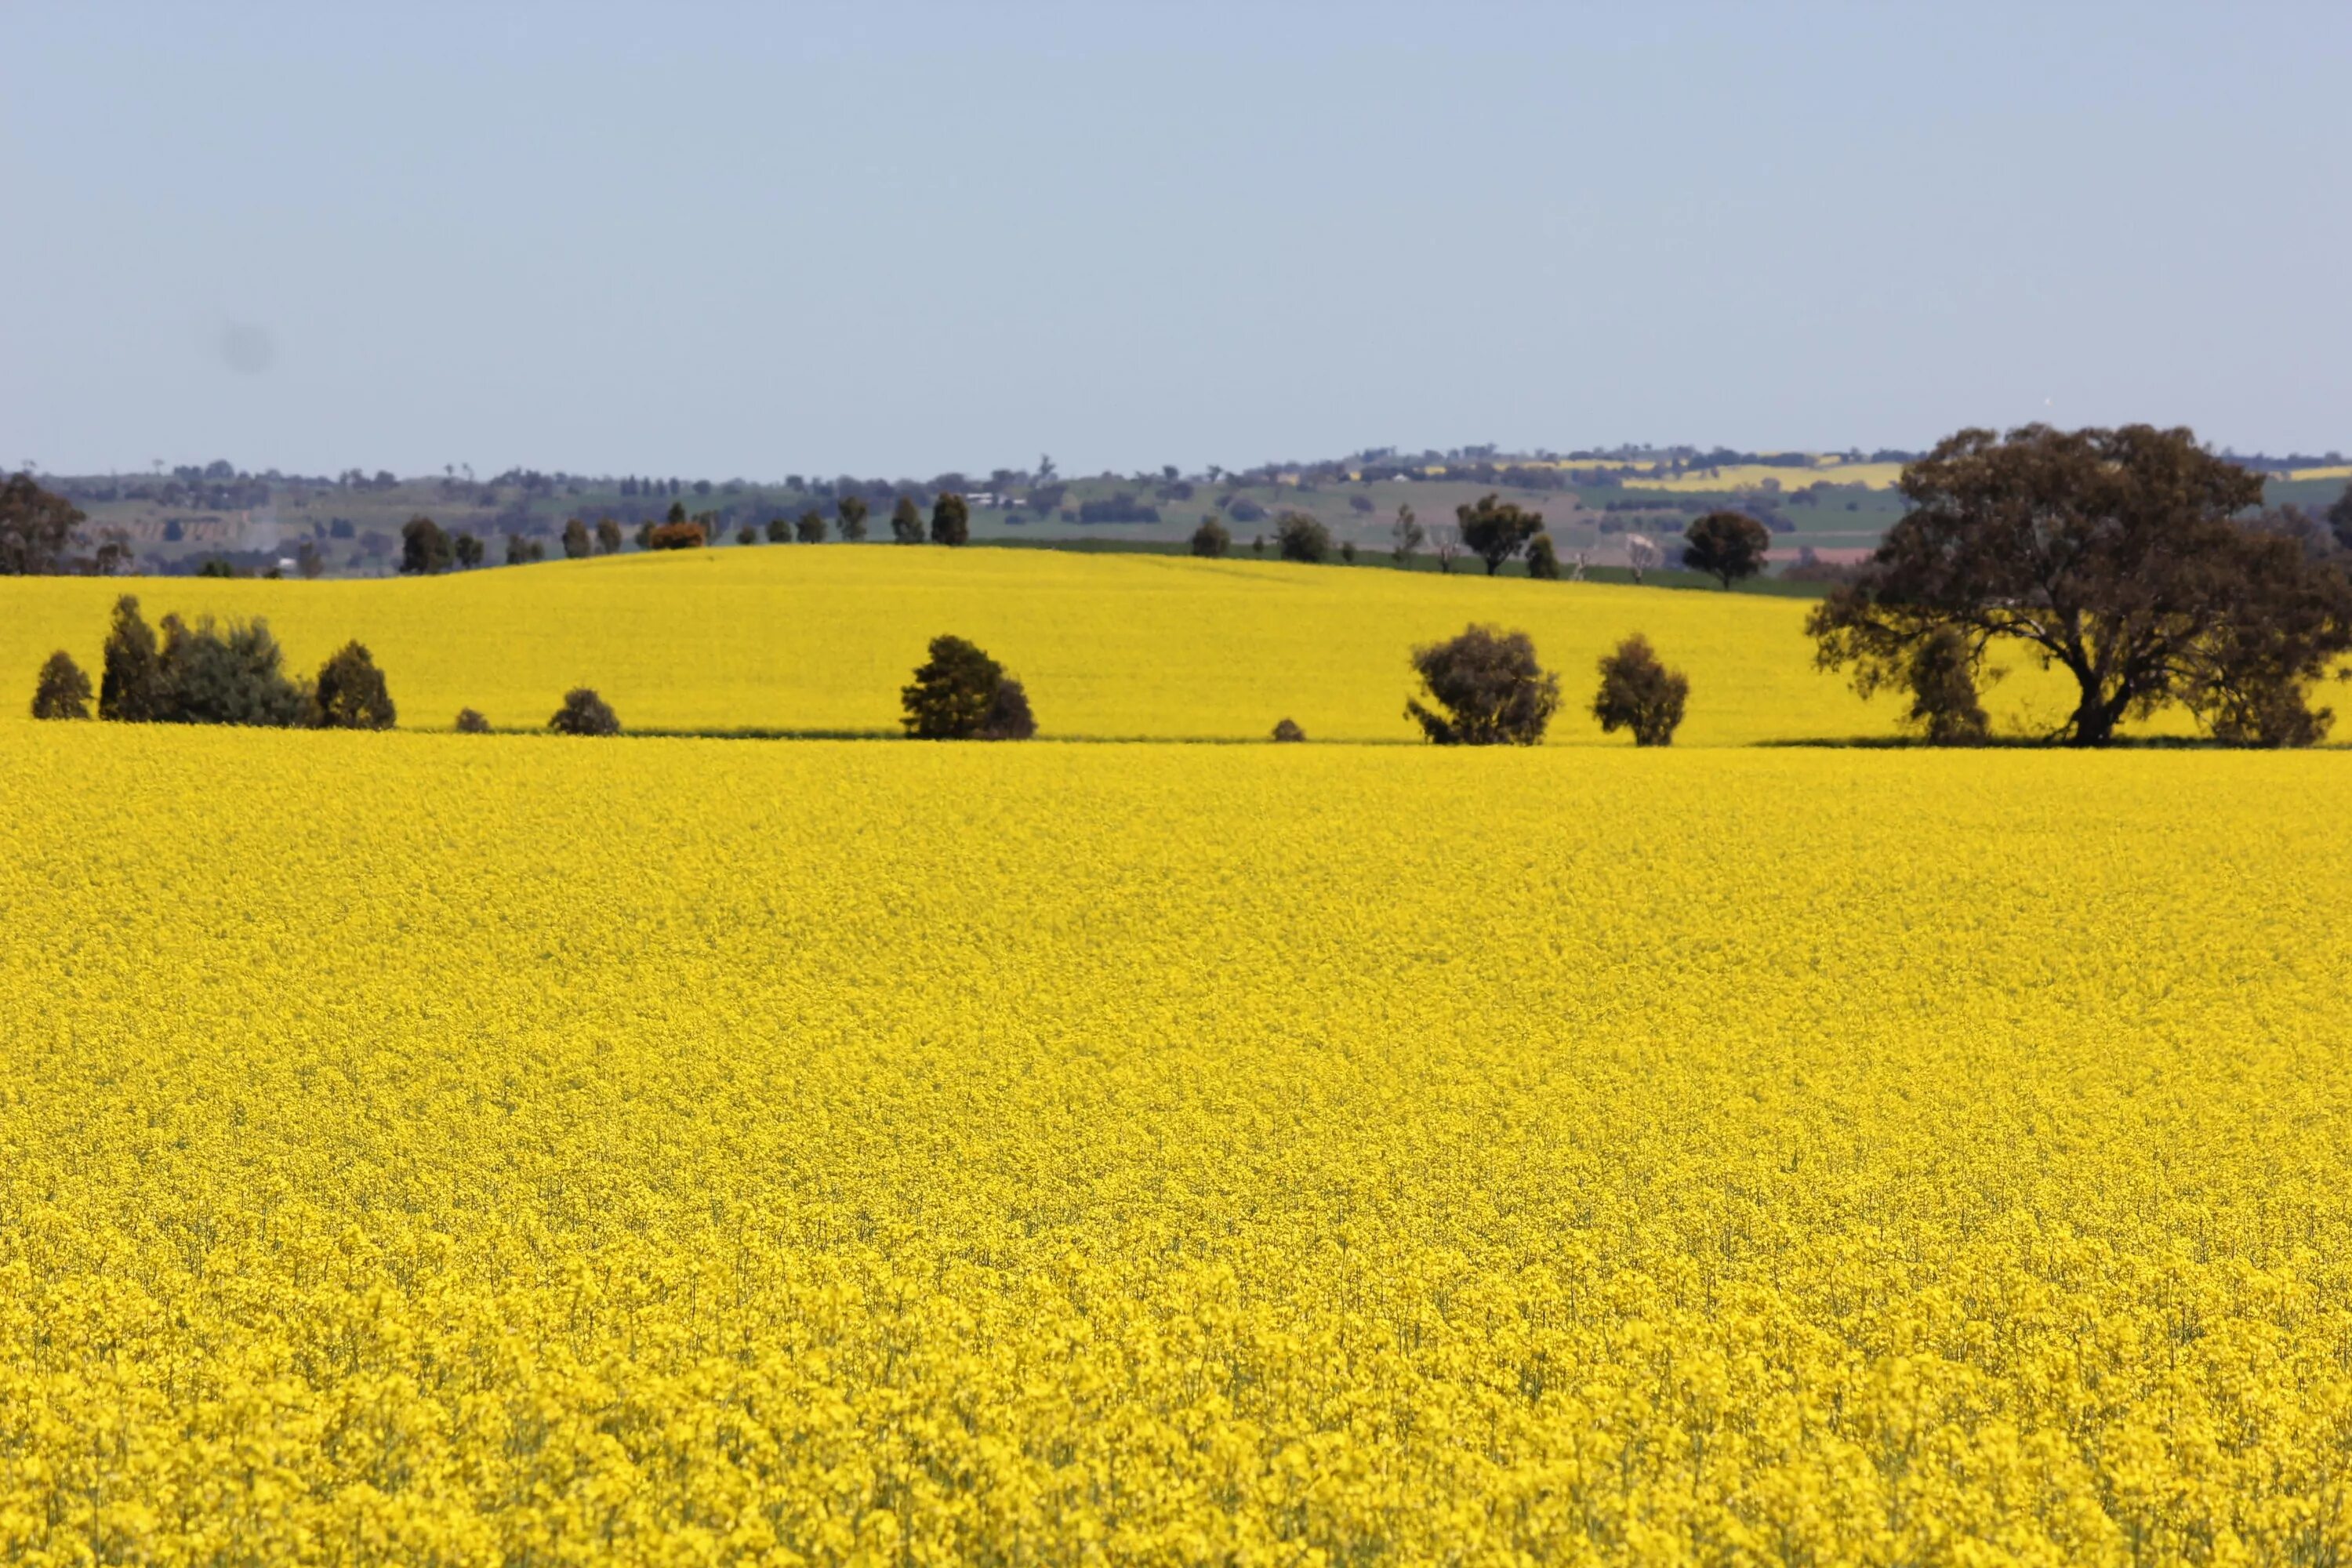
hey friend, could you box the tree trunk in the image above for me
[2067,685,2122,746]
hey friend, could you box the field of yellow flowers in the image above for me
[4,720,2348,1565]
[2,549,2107,742]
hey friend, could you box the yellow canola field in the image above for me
[1,548,2099,744]
[4,724,2350,1565]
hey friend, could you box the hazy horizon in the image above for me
[6,1,2347,478]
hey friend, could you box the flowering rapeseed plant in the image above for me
[2,724,2346,1563]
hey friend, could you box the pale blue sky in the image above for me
[4,2,2346,478]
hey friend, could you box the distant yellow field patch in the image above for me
[1646,460,1907,492]
[2288,465,2352,483]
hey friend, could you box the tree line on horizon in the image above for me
[15,424,2352,747]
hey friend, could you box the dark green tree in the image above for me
[931,492,971,546]
[1271,717,1305,742]
[99,595,165,721]
[1525,533,1562,579]
[0,473,85,575]
[1681,510,1773,589]
[1191,517,1231,557]
[765,515,793,543]
[400,516,452,574]
[1809,425,2352,746]
[549,688,620,735]
[901,636,1033,739]
[314,641,397,730]
[1274,510,1333,564]
[1456,493,1542,575]
[31,651,93,719]
[1406,624,1560,745]
[890,495,925,543]
[1592,634,1689,746]
[563,517,593,559]
[594,518,623,555]
[796,509,829,543]
[455,707,491,733]
[451,532,485,569]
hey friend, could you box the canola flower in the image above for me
[0,549,2115,743]
[3,724,2349,1564]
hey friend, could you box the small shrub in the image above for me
[1191,517,1231,558]
[1406,624,1559,746]
[451,532,485,569]
[1592,634,1690,746]
[454,708,491,733]
[1271,717,1305,742]
[400,516,451,574]
[313,641,397,730]
[562,518,593,558]
[31,651,92,720]
[931,493,971,546]
[1525,534,1561,579]
[550,688,620,735]
[594,519,623,554]
[648,518,705,550]
[978,677,1036,740]
[765,516,792,543]
[1904,626,1988,745]
[736,526,757,546]
[796,510,828,544]
[1275,511,1332,564]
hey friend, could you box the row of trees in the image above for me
[1405,624,1689,747]
[1182,494,1778,588]
[31,597,395,728]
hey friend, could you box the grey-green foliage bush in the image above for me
[152,613,310,727]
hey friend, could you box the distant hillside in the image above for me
[34,447,2349,581]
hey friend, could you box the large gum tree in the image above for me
[1808,424,2352,746]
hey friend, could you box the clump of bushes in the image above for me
[550,688,621,735]
[901,636,1036,739]
[1271,717,1305,742]
[60,595,400,731]
[455,708,492,734]
[1406,624,1559,745]
[1592,634,1689,746]
[1192,517,1232,558]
